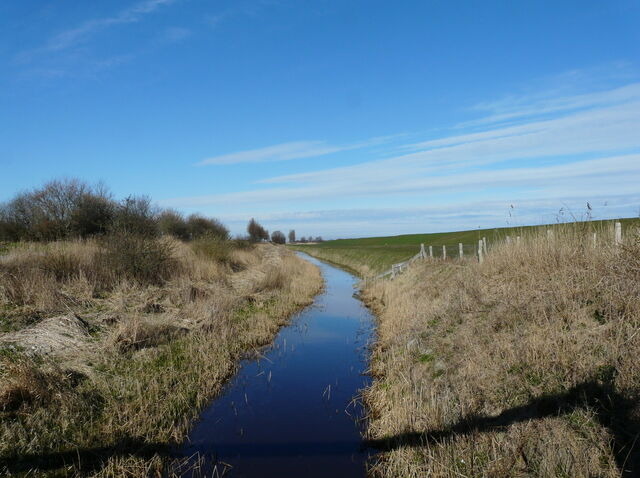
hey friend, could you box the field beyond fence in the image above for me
[290,217,640,278]
[340,217,640,477]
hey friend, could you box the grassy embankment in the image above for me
[0,237,322,476]
[298,219,640,477]
[291,218,640,277]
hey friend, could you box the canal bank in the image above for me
[178,253,376,477]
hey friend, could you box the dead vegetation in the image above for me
[360,223,640,477]
[0,237,322,476]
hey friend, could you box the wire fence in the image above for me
[374,221,626,281]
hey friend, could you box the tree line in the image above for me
[0,179,228,242]
[246,223,323,244]
[0,178,325,245]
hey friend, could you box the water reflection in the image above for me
[177,253,376,477]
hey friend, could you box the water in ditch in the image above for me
[177,253,376,477]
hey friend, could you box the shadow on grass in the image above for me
[364,378,640,476]
[3,379,639,476]
[0,438,178,475]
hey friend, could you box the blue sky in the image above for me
[1,0,640,238]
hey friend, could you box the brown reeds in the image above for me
[0,238,322,476]
[361,223,640,477]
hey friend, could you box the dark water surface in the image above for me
[178,253,376,477]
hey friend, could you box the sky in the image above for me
[1,0,640,239]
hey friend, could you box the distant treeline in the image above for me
[0,179,228,242]
[0,178,327,245]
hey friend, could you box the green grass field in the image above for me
[291,217,640,276]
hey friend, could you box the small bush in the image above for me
[98,234,178,286]
[191,237,232,263]
[111,196,159,237]
[71,193,114,238]
[187,214,229,240]
[271,230,286,244]
[247,218,268,242]
[158,209,190,241]
[230,238,254,250]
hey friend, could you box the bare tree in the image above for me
[0,178,92,240]
[288,229,296,243]
[158,209,189,240]
[187,214,229,240]
[271,230,286,244]
[112,195,159,237]
[247,218,268,242]
[71,193,115,238]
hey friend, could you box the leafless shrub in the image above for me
[191,236,233,264]
[158,209,190,241]
[270,230,286,244]
[247,218,268,242]
[97,234,179,286]
[111,195,159,237]
[186,214,229,240]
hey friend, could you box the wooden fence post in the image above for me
[429,245,433,258]
[506,236,511,244]
[483,237,487,255]
[420,243,426,259]
[459,243,463,258]
[615,222,622,245]
[442,245,446,260]
[516,235,521,244]
[592,232,597,248]
[478,239,484,264]
[547,229,553,239]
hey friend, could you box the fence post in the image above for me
[516,236,521,244]
[429,245,433,258]
[483,237,487,255]
[420,243,426,259]
[547,229,553,239]
[442,245,447,260]
[478,239,484,264]
[459,243,463,258]
[506,235,511,244]
[615,222,622,245]
[592,232,597,248]
[391,264,396,279]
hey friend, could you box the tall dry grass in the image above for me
[0,238,322,476]
[362,223,640,477]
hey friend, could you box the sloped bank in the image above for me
[360,229,640,477]
[0,242,322,477]
[299,228,640,477]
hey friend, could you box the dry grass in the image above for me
[0,238,322,476]
[360,223,640,477]
[289,245,374,277]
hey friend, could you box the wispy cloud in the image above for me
[214,194,640,239]
[44,0,178,52]
[161,26,191,43]
[167,80,640,237]
[13,0,181,76]
[463,82,640,128]
[166,153,640,207]
[262,93,640,186]
[197,135,400,166]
